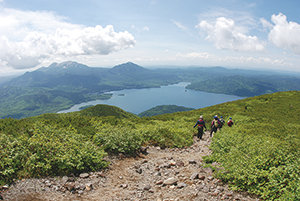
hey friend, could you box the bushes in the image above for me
[0,123,108,185]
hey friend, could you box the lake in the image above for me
[58,82,243,114]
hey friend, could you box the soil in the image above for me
[1,131,260,201]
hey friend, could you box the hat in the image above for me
[221,116,223,118]
[214,116,217,119]
[229,117,232,119]
[200,115,203,119]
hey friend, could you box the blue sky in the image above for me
[1,0,300,75]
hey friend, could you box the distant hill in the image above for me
[0,61,300,119]
[32,104,137,120]
[186,75,300,97]
[138,105,194,117]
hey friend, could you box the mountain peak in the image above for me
[48,61,87,69]
[110,62,149,74]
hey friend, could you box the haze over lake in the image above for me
[58,82,243,114]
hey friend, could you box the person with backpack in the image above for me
[227,117,234,127]
[193,115,207,140]
[210,115,221,137]
[219,116,225,130]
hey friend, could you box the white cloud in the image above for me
[171,19,187,30]
[260,18,273,29]
[197,17,265,52]
[143,27,150,31]
[177,52,215,59]
[0,8,135,69]
[268,13,300,55]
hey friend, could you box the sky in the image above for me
[0,0,300,76]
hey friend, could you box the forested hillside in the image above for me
[1,91,299,200]
[138,105,194,117]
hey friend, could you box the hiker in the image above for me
[193,115,207,140]
[227,117,234,127]
[210,115,221,137]
[219,116,225,130]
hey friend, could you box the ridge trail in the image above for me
[2,131,260,201]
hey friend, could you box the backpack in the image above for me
[227,120,233,127]
[198,119,205,127]
[214,119,219,127]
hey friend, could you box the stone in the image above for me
[97,172,106,178]
[176,161,184,167]
[207,176,214,181]
[177,182,187,188]
[62,176,69,184]
[163,177,178,185]
[198,175,205,180]
[143,185,151,190]
[85,183,92,191]
[64,182,75,191]
[211,190,219,196]
[189,160,197,164]
[190,173,199,180]
[169,161,176,166]
[79,173,89,179]
[140,146,148,154]
[155,180,164,185]
[136,168,143,174]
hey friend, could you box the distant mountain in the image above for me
[138,105,195,117]
[36,61,106,76]
[109,62,150,74]
[186,75,300,97]
[0,60,300,119]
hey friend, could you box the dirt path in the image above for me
[2,132,260,201]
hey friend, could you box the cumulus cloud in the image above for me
[197,17,265,52]
[0,8,136,69]
[268,13,300,55]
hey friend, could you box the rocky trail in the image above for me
[1,132,260,201]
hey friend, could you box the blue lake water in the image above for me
[58,82,243,114]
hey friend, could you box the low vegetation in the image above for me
[1,91,299,200]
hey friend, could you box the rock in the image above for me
[155,180,164,185]
[85,183,92,191]
[163,177,178,185]
[177,182,187,188]
[189,160,197,164]
[79,173,89,179]
[64,182,75,191]
[97,172,106,178]
[207,176,214,181]
[136,168,143,174]
[74,182,85,190]
[198,175,205,180]
[143,185,151,191]
[203,167,213,174]
[78,190,84,194]
[196,184,205,191]
[217,186,224,192]
[169,161,176,166]
[226,191,233,196]
[211,190,219,196]
[190,173,199,180]
[140,146,148,154]
[2,185,9,189]
[176,161,184,167]
[202,186,210,193]
[62,176,69,184]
